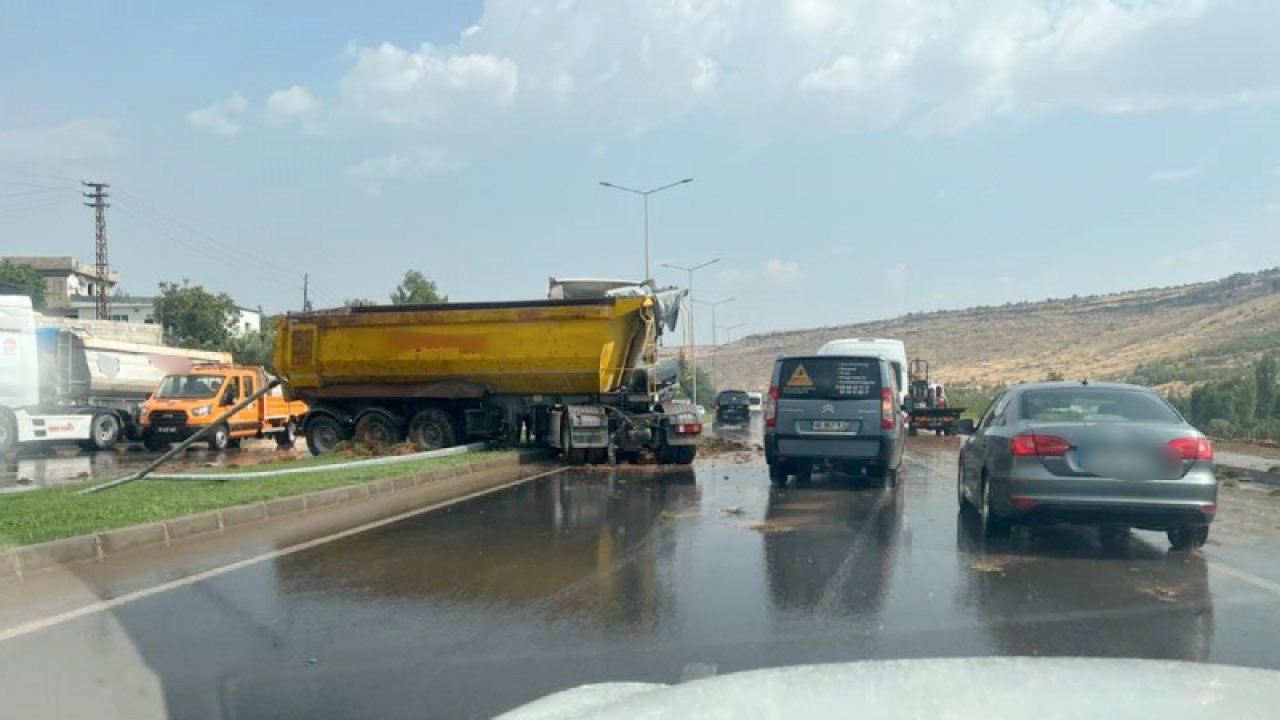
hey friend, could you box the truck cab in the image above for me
[139,364,307,451]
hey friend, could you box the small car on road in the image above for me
[714,389,752,428]
[764,354,906,487]
[956,381,1216,549]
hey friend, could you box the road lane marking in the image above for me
[1209,558,1280,597]
[0,466,569,645]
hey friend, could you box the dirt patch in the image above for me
[746,522,793,534]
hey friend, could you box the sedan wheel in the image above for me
[980,478,1010,538]
[768,464,788,487]
[1168,525,1209,551]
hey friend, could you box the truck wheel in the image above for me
[355,412,403,446]
[143,431,170,452]
[306,415,349,456]
[84,412,121,451]
[660,444,696,465]
[276,420,297,448]
[1168,525,1209,551]
[0,408,16,455]
[208,425,230,451]
[908,426,918,437]
[407,409,455,451]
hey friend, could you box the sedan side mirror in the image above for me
[955,419,976,435]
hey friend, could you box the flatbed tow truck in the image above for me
[907,359,964,436]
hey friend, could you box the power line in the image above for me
[112,203,332,307]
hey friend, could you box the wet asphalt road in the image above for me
[5,436,1280,719]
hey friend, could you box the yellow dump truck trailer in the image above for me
[273,281,700,463]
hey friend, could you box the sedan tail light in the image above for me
[764,385,778,428]
[1010,433,1071,457]
[1167,436,1213,461]
[880,387,894,430]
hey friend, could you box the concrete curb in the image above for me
[1218,463,1280,488]
[1,449,551,581]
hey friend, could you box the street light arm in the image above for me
[647,178,695,195]
[599,181,645,195]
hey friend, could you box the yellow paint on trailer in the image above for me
[274,296,654,396]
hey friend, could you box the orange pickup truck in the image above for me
[139,364,307,451]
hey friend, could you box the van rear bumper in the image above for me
[766,435,882,462]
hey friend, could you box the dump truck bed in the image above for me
[275,296,653,397]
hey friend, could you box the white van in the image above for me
[817,338,908,405]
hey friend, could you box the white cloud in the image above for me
[0,119,123,166]
[350,147,465,178]
[339,42,518,125]
[1159,239,1236,268]
[241,1,1280,141]
[266,85,321,122]
[763,258,802,282]
[884,262,908,289]
[1149,167,1200,182]
[186,93,248,136]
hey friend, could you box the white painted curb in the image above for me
[148,442,489,481]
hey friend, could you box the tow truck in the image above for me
[907,359,964,436]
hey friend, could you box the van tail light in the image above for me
[1010,433,1071,457]
[880,387,894,430]
[764,385,778,428]
[1167,436,1213,461]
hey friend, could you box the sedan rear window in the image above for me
[1018,388,1182,423]
[777,357,881,400]
[717,391,749,405]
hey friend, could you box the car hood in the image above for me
[495,657,1280,720]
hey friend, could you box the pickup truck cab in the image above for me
[139,364,307,451]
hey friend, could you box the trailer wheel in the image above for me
[306,414,349,456]
[0,408,16,455]
[660,444,696,465]
[84,412,121,451]
[407,409,455,451]
[355,411,404,446]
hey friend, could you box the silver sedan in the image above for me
[957,381,1217,550]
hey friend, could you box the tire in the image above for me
[660,444,696,465]
[208,425,230,451]
[957,465,972,510]
[1099,525,1130,544]
[406,409,456,451]
[768,463,788,487]
[881,467,898,489]
[0,408,17,456]
[586,448,609,465]
[980,476,1011,538]
[355,411,404,446]
[306,414,349,456]
[794,465,812,487]
[1168,525,1209,551]
[143,431,170,452]
[87,412,121,451]
[227,437,243,450]
[276,420,297,448]
[908,426,918,437]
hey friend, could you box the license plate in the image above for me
[812,420,851,432]
[1085,451,1149,477]
[156,426,178,434]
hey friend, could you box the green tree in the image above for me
[153,281,237,349]
[675,354,715,407]
[0,260,45,310]
[344,298,377,307]
[390,270,447,305]
[1256,353,1278,420]
[228,320,277,369]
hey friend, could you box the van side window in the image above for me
[243,375,254,399]
[223,377,240,405]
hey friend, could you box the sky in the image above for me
[2,0,1279,345]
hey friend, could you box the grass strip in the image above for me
[0,451,511,549]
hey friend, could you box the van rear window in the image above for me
[777,358,881,400]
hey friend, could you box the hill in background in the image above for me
[703,267,1280,394]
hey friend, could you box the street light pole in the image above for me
[718,322,745,344]
[695,297,735,395]
[661,258,719,408]
[600,177,694,281]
